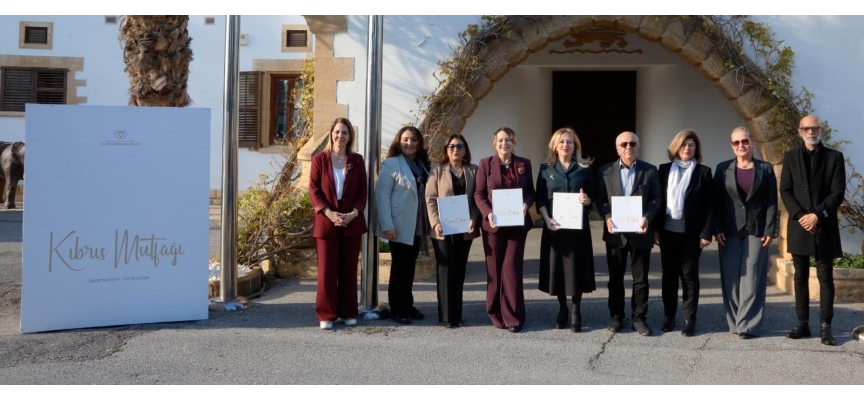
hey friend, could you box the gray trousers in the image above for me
[719,234,770,335]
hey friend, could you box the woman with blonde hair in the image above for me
[654,129,714,337]
[309,117,367,329]
[474,127,535,332]
[535,128,595,332]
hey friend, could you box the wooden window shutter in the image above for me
[24,27,49,44]
[238,71,263,148]
[286,30,307,47]
[0,67,66,112]
[35,69,67,104]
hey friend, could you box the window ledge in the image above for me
[0,111,25,117]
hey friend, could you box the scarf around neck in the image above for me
[666,159,695,220]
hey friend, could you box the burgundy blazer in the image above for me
[474,154,535,233]
[309,151,368,238]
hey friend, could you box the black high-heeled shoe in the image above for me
[555,307,568,329]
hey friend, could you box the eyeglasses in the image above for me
[618,141,638,148]
[732,138,750,147]
[447,144,465,151]
[799,126,822,133]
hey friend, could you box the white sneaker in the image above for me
[343,318,358,326]
[319,321,333,330]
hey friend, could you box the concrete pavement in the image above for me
[1,210,863,384]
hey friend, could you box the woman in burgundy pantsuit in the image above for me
[474,127,535,332]
[309,118,368,330]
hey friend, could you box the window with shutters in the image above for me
[281,25,311,53]
[0,67,67,112]
[238,71,263,148]
[237,71,305,149]
[24,27,48,44]
[19,21,53,50]
[286,31,307,47]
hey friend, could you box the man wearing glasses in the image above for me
[780,115,846,346]
[595,131,662,336]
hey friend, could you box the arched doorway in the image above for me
[418,15,802,258]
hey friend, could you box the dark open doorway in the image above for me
[551,71,637,171]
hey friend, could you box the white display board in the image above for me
[552,193,583,230]
[21,104,210,333]
[491,189,524,227]
[437,195,470,236]
[611,196,643,233]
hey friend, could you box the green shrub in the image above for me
[834,253,864,269]
[810,254,864,269]
[379,239,390,253]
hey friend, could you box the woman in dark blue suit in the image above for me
[536,128,595,332]
[714,126,777,339]
[474,127,535,333]
[655,129,714,337]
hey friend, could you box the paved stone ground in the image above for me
[1,208,863,385]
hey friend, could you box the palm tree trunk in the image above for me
[119,15,193,107]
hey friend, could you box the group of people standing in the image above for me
[308,115,845,346]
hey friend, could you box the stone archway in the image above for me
[418,15,804,293]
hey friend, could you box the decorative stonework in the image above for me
[295,16,355,189]
[550,28,643,55]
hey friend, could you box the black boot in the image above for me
[786,320,811,339]
[571,294,582,333]
[555,307,567,329]
[661,316,675,332]
[555,295,567,329]
[820,323,836,346]
[681,320,696,337]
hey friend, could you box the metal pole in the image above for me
[359,15,387,320]
[211,15,249,312]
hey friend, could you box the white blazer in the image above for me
[376,155,422,246]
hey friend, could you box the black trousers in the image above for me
[432,236,473,325]
[659,230,703,321]
[791,253,834,324]
[389,236,421,316]
[606,243,651,321]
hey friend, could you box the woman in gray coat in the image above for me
[376,126,431,325]
[713,126,778,339]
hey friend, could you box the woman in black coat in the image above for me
[654,129,713,337]
[536,128,595,332]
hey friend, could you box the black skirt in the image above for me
[538,226,596,295]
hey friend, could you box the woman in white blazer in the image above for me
[376,126,431,325]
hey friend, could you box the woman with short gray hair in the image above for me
[713,126,778,339]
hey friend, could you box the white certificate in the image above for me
[553,193,583,230]
[612,196,643,232]
[492,189,524,227]
[437,195,471,236]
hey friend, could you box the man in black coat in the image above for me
[779,115,846,346]
[595,131,661,336]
